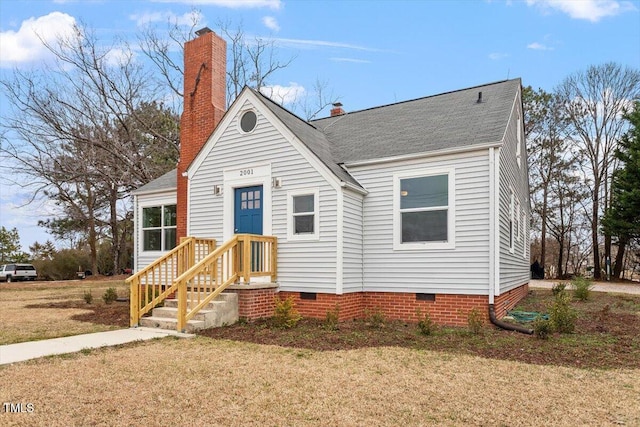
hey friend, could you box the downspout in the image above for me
[489,304,533,334]
[488,148,532,334]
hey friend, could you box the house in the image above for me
[129,29,531,331]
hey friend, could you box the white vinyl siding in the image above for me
[342,189,364,293]
[134,191,177,272]
[349,150,491,295]
[188,99,339,293]
[499,96,530,293]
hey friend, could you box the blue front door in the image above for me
[234,186,263,235]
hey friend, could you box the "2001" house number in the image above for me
[239,169,254,176]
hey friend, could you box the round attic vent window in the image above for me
[240,110,257,133]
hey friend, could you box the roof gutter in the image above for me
[340,180,369,195]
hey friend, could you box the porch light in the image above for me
[213,185,222,196]
[272,177,282,188]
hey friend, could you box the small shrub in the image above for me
[272,296,301,329]
[572,276,594,301]
[324,304,340,331]
[551,282,566,296]
[103,287,118,304]
[549,290,577,333]
[364,308,386,328]
[467,308,484,335]
[533,316,552,339]
[83,290,93,304]
[416,309,436,336]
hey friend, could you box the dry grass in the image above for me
[0,280,129,345]
[0,338,638,426]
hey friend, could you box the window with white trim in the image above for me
[287,189,319,240]
[522,211,527,259]
[516,117,522,168]
[515,200,520,241]
[142,204,177,251]
[394,169,455,250]
[509,190,515,253]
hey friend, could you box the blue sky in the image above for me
[1,0,639,250]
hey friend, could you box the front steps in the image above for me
[139,292,239,333]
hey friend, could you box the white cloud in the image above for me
[130,10,202,27]
[330,57,371,63]
[0,12,76,67]
[527,42,553,51]
[151,0,281,9]
[262,16,280,32]
[260,82,305,106]
[272,37,381,52]
[526,0,636,22]
[104,48,135,66]
[488,52,509,60]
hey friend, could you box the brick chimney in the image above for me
[330,102,345,117]
[176,28,227,239]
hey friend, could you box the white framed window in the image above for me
[515,200,520,241]
[509,190,515,254]
[393,168,455,250]
[238,109,258,134]
[522,211,527,259]
[142,204,177,251]
[287,188,319,241]
[516,117,522,168]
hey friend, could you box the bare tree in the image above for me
[556,63,640,279]
[139,17,337,118]
[0,23,179,273]
[524,86,571,276]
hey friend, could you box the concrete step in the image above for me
[140,291,239,332]
[164,292,238,309]
[151,306,214,321]
[139,316,205,333]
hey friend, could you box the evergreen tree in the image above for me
[603,101,640,279]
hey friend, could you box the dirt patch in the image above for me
[25,300,130,327]
[199,290,640,370]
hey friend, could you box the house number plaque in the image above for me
[239,169,254,176]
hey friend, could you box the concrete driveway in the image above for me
[529,279,640,295]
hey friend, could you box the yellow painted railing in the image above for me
[127,237,216,327]
[129,234,277,331]
[176,234,277,331]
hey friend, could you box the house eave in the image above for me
[342,141,504,168]
[131,186,177,197]
[340,180,369,195]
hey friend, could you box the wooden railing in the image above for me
[128,237,216,327]
[176,234,277,331]
[129,234,277,331]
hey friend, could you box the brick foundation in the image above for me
[494,283,530,319]
[273,283,530,327]
[227,286,279,320]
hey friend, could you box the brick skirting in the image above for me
[235,283,529,327]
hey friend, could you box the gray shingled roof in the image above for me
[251,88,361,187]
[135,79,520,193]
[132,169,177,195]
[311,78,520,164]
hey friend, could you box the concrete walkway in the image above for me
[529,279,640,295]
[0,328,194,365]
